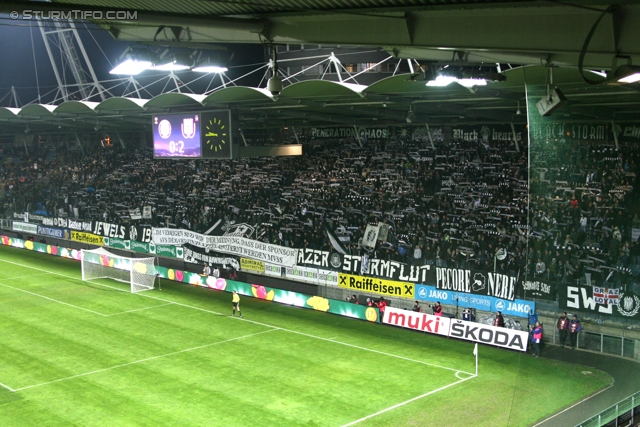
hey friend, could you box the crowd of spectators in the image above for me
[1,132,639,290]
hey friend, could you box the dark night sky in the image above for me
[0,14,265,107]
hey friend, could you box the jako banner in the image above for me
[415,284,534,318]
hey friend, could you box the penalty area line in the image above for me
[0,258,227,317]
[340,373,476,427]
[105,302,175,316]
[0,281,108,317]
[13,328,280,392]
[0,381,16,393]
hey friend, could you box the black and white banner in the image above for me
[296,249,517,300]
[448,319,528,352]
[560,285,640,320]
[88,221,152,243]
[522,279,555,300]
[182,247,240,270]
[152,228,298,267]
[434,267,517,301]
[66,219,93,232]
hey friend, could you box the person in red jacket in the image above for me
[376,297,387,322]
[493,311,505,327]
[432,301,442,317]
[557,312,570,348]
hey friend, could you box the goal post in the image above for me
[81,247,157,293]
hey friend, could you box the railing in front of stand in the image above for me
[576,390,640,427]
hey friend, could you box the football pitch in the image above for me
[0,245,612,427]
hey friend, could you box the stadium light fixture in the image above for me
[153,52,192,71]
[110,49,154,75]
[426,75,457,87]
[612,65,640,84]
[192,57,228,73]
[457,78,487,87]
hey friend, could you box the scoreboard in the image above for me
[152,110,232,159]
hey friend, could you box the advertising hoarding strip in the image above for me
[338,273,414,299]
[381,307,528,352]
[0,235,525,353]
[414,284,534,318]
[240,258,265,273]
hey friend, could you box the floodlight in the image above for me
[457,78,487,87]
[110,48,155,75]
[153,53,192,71]
[192,57,228,73]
[613,65,640,83]
[426,75,457,87]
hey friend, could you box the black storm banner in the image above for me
[522,279,555,300]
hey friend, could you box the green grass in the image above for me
[0,245,612,426]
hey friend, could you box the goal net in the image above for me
[81,247,157,293]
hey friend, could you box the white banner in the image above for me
[12,222,38,233]
[448,319,528,352]
[362,224,380,248]
[153,228,298,267]
[383,306,451,336]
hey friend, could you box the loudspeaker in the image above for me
[536,88,568,117]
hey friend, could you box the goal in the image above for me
[81,247,157,293]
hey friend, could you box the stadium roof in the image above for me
[0,1,639,136]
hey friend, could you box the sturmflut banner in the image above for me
[152,228,298,267]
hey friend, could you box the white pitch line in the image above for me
[0,273,50,281]
[0,257,472,377]
[530,383,614,427]
[0,258,227,317]
[14,328,279,392]
[105,302,175,316]
[236,317,475,376]
[340,374,476,427]
[0,282,108,317]
[0,381,16,393]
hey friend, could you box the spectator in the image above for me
[569,315,582,349]
[530,321,543,357]
[556,311,570,348]
[412,301,421,312]
[493,311,505,327]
